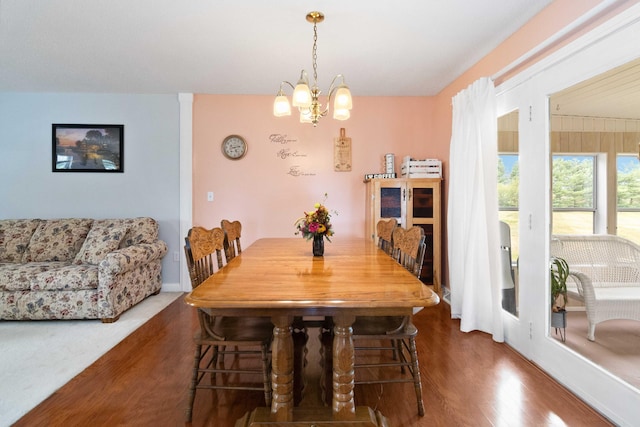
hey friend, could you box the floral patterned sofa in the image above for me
[0,217,167,322]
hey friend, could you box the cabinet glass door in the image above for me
[380,187,401,218]
[378,181,405,226]
[411,187,434,219]
[408,183,439,286]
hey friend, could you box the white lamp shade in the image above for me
[333,108,350,121]
[333,86,352,110]
[293,83,312,108]
[273,95,292,117]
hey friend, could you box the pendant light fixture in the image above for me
[273,11,353,127]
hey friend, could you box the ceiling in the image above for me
[0,0,554,96]
[551,57,640,120]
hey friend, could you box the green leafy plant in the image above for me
[550,256,569,312]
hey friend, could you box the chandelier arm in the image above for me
[318,105,329,116]
[326,88,337,107]
[326,74,348,107]
[327,74,347,95]
[298,70,310,86]
[277,81,296,94]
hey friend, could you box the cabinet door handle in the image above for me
[408,189,412,200]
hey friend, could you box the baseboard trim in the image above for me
[161,282,182,292]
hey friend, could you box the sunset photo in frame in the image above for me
[52,124,124,172]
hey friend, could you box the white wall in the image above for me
[0,92,181,289]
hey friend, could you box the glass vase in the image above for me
[312,234,324,256]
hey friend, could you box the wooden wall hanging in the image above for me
[334,128,352,171]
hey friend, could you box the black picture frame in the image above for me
[52,124,124,173]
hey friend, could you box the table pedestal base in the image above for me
[235,406,389,427]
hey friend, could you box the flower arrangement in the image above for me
[294,195,335,241]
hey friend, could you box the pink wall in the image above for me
[193,95,436,247]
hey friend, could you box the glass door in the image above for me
[377,180,406,227]
[498,110,519,318]
[496,84,530,357]
[495,7,640,424]
[407,180,441,289]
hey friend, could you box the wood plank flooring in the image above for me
[15,295,613,426]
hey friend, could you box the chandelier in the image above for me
[273,11,353,127]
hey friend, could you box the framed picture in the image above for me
[52,124,124,172]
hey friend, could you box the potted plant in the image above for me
[550,256,569,332]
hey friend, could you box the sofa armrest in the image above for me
[569,271,596,316]
[99,241,168,276]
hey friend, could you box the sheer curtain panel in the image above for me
[447,77,503,342]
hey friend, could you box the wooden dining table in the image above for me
[185,237,440,426]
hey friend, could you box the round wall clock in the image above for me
[221,134,247,160]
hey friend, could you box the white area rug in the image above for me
[0,292,182,426]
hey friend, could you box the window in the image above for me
[552,155,595,234]
[498,154,519,209]
[617,155,640,243]
[498,154,519,258]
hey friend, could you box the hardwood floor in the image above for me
[15,295,613,426]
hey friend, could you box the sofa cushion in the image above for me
[93,217,159,248]
[23,219,93,262]
[31,264,98,291]
[0,262,69,291]
[0,219,40,263]
[74,224,128,265]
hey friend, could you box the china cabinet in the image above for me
[365,178,442,293]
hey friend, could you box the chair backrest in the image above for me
[499,221,515,288]
[221,219,242,261]
[376,218,397,256]
[392,226,426,278]
[184,226,226,289]
[499,221,517,314]
[551,234,640,284]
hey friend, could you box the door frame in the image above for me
[496,4,640,425]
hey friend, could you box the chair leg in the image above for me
[186,343,203,423]
[391,339,399,361]
[261,343,272,406]
[395,339,406,373]
[408,337,425,416]
[587,323,596,341]
[210,345,219,384]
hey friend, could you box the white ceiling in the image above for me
[0,0,554,96]
[551,57,640,120]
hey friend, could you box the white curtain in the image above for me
[447,77,503,342]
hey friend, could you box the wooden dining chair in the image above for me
[392,226,426,277]
[221,219,242,261]
[351,225,427,416]
[184,226,273,423]
[376,218,397,256]
[184,226,226,286]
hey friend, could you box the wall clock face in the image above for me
[221,135,247,160]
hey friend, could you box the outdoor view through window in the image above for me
[498,154,640,249]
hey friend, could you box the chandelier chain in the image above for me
[312,22,318,86]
